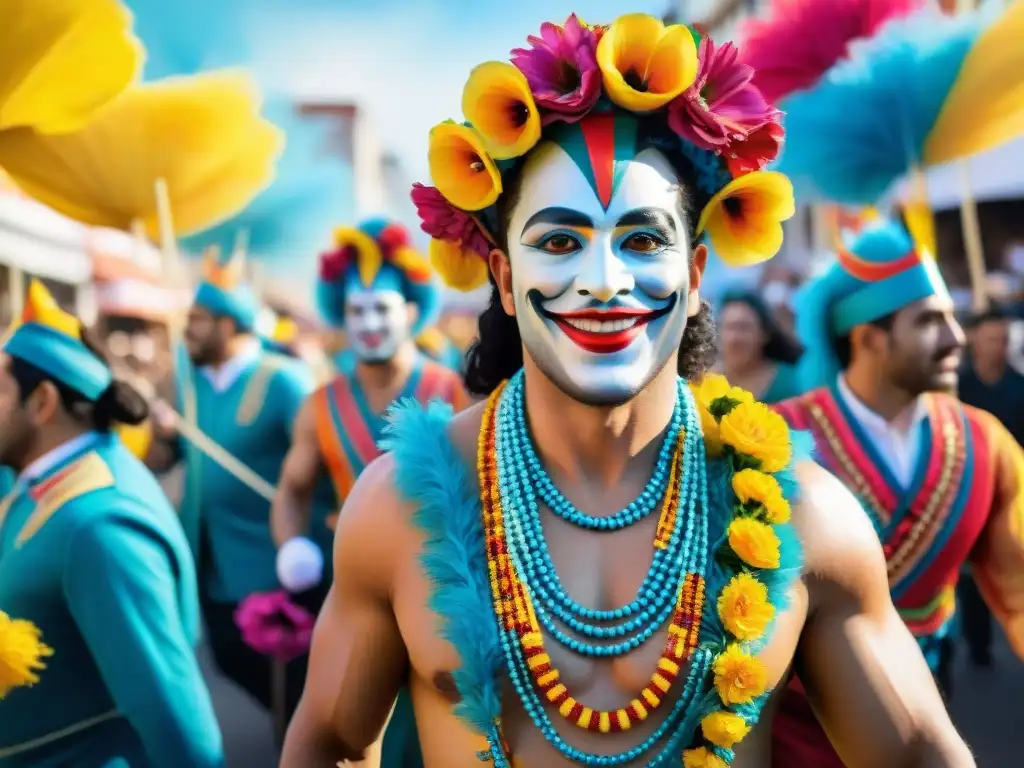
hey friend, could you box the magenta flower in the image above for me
[511,14,601,124]
[411,183,491,258]
[234,590,315,663]
[669,37,776,151]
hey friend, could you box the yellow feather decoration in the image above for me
[924,0,1024,166]
[0,70,283,238]
[0,0,142,134]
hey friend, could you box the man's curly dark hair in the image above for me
[463,118,718,397]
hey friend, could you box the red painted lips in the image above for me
[548,307,656,354]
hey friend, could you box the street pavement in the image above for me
[206,630,1023,767]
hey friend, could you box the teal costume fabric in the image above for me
[0,433,222,767]
[175,348,313,603]
[761,363,801,404]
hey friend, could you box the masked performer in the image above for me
[272,217,468,590]
[281,13,972,768]
[272,218,468,767]
[0,281,222,767]
[146,248,314,719]
[769,220,1024,765]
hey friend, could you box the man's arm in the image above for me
[143,399,182,473]
[969,410,1024,657]
[281,455,409,767]
[271,397,324,548]
[794,462,974,768]
[64,512,223,768]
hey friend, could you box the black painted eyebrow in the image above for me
[616,207,677,232]
[521,207,594,234]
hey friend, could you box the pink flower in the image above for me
[234,590,315,663]
[669,37,776,151]
[511,14,601,124]
[725,118,785,177]
[411,183,491,258]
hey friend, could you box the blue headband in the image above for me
[4,324,112,401]
[795,220,951,390]
[194,282,260,332]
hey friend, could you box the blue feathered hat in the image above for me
[193,245,260,332]
[316,217,442,336]
[795,219,950,389]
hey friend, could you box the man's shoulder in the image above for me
[788,459,886,585]
[773,387,830,424]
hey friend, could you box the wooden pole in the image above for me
[9,266,24,324]
[955,0,988,312]
[958,160,989,313]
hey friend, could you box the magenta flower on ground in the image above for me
[234,590,315,663]
[669,37,776,151]
[411,183,491,257]
[511,14,601,124]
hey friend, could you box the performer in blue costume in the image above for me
[281,13,969,767]
[0,281,222,767]
[272,218,468,768]
[146,246,315,720]
[771,220,1024,767]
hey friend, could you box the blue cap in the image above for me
[795,220,951,389]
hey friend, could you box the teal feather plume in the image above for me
[775,4,996,206]
[381,399,503,736]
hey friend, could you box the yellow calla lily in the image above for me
[428,121,503,212]
[596,13,698,113]
[462,61,542,160]
[428,238,490,292]
[696,171,795,267]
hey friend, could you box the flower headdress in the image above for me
[316,217,442,334]
[413,13,796,291]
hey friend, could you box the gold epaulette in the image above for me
[236,353,291,427]
[16,453,115,548]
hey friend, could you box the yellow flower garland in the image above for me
[682,373,796,766]
[0,612,52,699]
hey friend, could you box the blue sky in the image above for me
[122,1,677,274]
[125,0,671,189]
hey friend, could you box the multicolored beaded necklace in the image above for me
[480,370,715,766]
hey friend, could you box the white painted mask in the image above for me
[506,142,693,405]
[343,286,411,363]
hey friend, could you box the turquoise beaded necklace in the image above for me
[491,370,714,765]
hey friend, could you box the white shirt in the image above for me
[19,431,100,486]
[199,337,262,393]
[836,376,927,489]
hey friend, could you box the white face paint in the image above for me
[507,143,692,405]
[343,287,411,363]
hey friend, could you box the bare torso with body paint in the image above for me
[280,398,968,768]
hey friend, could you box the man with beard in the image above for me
[271,218,467,767]
[281,13,972,767]
[0,281,222,767]
[146,247,314,720]
[770,220,1024,767]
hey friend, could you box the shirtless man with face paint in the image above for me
[282,14,972,767]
